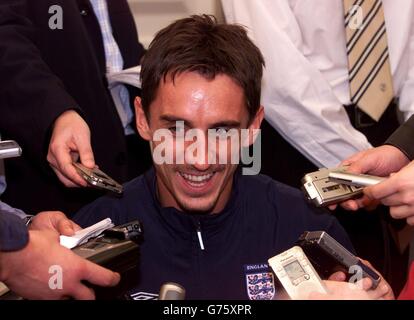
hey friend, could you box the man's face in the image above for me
[135,72,263,214]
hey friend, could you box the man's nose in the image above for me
[185,134,212,171]
[192,146,212,171]
[192,159,211,171]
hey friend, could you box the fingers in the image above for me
[367,283,389,300]
[366,281,393,300]
[82,260,120,288]
[56,219,79,236]
[365,176,414,220]
[64,257,119,300]
[341,150,367,167]
[75,135,95,169]
[358,258,380,283]
[338,196,376,211]
[328,271,346,282]
[45,211,80,236]
[364,178,399,202]
[358,258,373,268]
[355,277,373,291]
[343,151,375,174]
[379,283,394,300]
[49,167,81,187]
[381,193,407,207]
[72,223,82,232]
[390,205,414,220]
[339,199,360,211]
[346,161,370,174]
[357,259,394,300]
[71,284,96,300]
[47,110,94,187]
[48,147,87,187]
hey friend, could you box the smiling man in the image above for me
[73,15,371,300]
[137,71,253,215]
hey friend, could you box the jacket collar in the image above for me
[143,167,241,235]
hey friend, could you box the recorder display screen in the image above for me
[284,260,306,283]
[322,184,341,193]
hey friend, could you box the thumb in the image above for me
[57,219,80,236]
[363,185,375,200]
[347,160,368,174]
[76,136,95,169]
[49,212,78,236]
[340,150,366,167]
[328,271,347,282]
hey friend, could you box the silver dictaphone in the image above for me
[302,168,363,207]
[268,246,327,300]
[328,170,385,187]
[0,140,22,159]
[73,162,123,194]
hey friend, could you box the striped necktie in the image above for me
[344,0,394,122]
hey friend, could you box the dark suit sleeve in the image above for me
[385,115,414,161]
[0,0,81,165]
[0,212,28,252]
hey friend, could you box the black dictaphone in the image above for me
[297,231,381,289]
[72,221,142,299]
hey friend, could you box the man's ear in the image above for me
[134,97,151,141]
[243,106,264,147]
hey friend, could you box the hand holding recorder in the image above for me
[338,145,414,225]
[301,167,385,207]
[268,231,393,300]
[47,110,95,188]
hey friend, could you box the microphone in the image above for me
[158,282,186,300]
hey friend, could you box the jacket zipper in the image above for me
[196,221,205,251]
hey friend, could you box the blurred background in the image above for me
[128,0,225,48]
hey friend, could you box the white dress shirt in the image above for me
[90,0,134,135]
[222,0,414,167]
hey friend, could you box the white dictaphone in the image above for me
[268,246,327,300]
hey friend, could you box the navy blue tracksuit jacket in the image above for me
[74,168,353,300]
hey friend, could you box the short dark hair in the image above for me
[140,15,265,122]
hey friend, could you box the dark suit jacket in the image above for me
[0,0,147,216]
[386,115,414,161]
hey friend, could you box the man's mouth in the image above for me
[179,172,215,187]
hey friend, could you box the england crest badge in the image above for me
[244,263,276,300]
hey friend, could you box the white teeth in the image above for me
[180,173,214,183]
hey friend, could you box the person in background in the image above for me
[0,0,152,217]
[222,0,414,291]
[334,115,414,299]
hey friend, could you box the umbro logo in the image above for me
[129,292,159,300]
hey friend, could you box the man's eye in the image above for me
[216,128,228,135]
[168,126,185,135]
[213,128,234,139]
